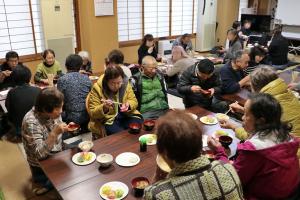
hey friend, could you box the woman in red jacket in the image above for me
[208,93,300,200]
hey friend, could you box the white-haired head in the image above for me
[78,51,90,59]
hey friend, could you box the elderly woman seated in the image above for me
[22,88,73,195]
[144,110,244,199]
[87,66,142,136]
[34,49,63,85]
[209,93,300,199]
[229,66,300,138]
[78,51,93,75]
[165,46,195,77]
[78,51,93,76]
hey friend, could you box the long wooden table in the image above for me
[39,106,240,200]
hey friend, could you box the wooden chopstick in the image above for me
[101,99,122,105]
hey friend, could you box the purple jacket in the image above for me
[215,139,300,199]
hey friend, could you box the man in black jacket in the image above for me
[177,59,227,112]
[0,51,20,90]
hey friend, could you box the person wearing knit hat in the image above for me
[177,59,227,112]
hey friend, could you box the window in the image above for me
[117,0,198,44]
[193,0,198,33]
[117,0,143,42]
[0,0,45,59]
[144,0,169,38]
[238,0,248,20]
[171,0,193,36]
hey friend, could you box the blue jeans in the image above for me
[30,165,53,190]
[105,113,143,135]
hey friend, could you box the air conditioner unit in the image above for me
[158,39,174,58]
[195,0,217,52]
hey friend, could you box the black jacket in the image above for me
[0,62,21,90]
[138,45,158,65]
[220,62,245,94]
[5,84,41,128]
[177,64,222,108]
[268,35,289,65]
[130,71,168,111]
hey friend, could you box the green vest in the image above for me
[140,75,169,113]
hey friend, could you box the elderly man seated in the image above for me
[220,50,250,94]
[172,33,193,52]
[131,56,169,119]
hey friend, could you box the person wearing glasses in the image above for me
[131,56,169,119]
[88,65,142,136]
[177,59,227,112]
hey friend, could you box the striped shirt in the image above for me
[22,108,62,167]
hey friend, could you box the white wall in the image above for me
[40,0,75,70]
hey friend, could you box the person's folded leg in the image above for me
[142,109,168,120]
[30,165,53,195]
[104,116,124,135]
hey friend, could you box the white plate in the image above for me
[115,152,140,167]
[99,181,129,200]
[71,152,96,166]
[215,113,230,121]
[139,134,157,145]
[199,116,218,125]
[188,113,198,120]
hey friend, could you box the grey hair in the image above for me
[232,50,249,61]
[141,55,157,67]
[250,65,278,92]
[78,51,89,59]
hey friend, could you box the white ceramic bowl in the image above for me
[78,141,94,152]
[156,154,171,173]
[97,154,114,167]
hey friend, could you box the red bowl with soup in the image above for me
[68,123,80,131]
[219,135,233,149]
[129,123,142,134]
[131,177,150,197]
[143,120,155,131]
